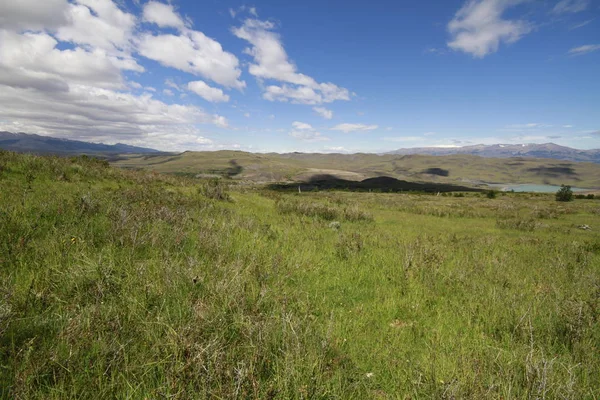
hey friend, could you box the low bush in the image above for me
[556,185,573,202]
[199,178,231,201]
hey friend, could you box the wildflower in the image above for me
[365,372,374,378]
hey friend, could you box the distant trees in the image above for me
[555,185,573,202]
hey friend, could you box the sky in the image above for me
[0,0,598,153]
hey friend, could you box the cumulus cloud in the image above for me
[313,107,333,119]
[447,0,532,58]
[187,81,230,102]
[552,0,590,14]
[289,121,329,142]
[143,1,188,30]
[331,123,379,133]
[232,18,350,104]
[0,83,223,149]
[0,0,235,151]
[137,31,245,89]
[568,44,600,56]
[0,30,141,90]
[56,0,137,55]
[0,0,69,31]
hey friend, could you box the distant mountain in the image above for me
[0,131,159,155]
[387,143,600,163]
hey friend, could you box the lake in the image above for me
[488,184,590,193]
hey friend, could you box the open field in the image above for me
[1,151,600,398]
[112,151,600,189]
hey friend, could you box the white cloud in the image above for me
[244,112,250,118]
[187,80,230,102]
[229,6,258,19]
[331,123,379,133]
[313,107,333,119]
[289,121,329,142]
[552,0,590,14]
[323,146,350,153]
[447,0,532,58]
[56,0,137,55]
[0,83,226,150]
[0,0,69,31]
[163,88,174,96]
[568,44,600,56]
[165,79,181,91]
[232,19,350,104]
[570,19,593,30]
[504,123,552,129]
[0,0,232,152]
[292,121,313,130]
[137,31,245,89]
[263,84,347,105]
[143,1,187,30]
[212,115,229,128]
[0,30,141,91]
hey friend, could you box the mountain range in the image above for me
[0,131,159,155]
[1,132,600,164]
[387,143,600,163]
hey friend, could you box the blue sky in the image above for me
[0,0,598,152]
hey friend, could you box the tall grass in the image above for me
[1,151,599,398]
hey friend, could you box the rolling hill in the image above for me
[113,150,600,189]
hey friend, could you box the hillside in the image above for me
[113,150,600,189]
[387,143,600,163]
[1,150,599,398]
[0,131,159,155]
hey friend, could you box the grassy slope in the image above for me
[112,151,600,189]
[1,151,600,399]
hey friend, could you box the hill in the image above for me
[0,131,159,155]
[113,150,600,189]
[387,143,600,163]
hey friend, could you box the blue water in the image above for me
[489,184,590,193]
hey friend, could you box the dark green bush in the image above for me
[555,185,573,202]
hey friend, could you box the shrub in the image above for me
[199,178,231,201]
[555,185,573,202]
[586,194,595,200]
[486,190,497,199]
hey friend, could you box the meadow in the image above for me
[1,151,599,399]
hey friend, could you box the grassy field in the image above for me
[112,150,600,189]
[1,151,600,399]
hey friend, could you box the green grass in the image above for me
[1,151,600,398]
